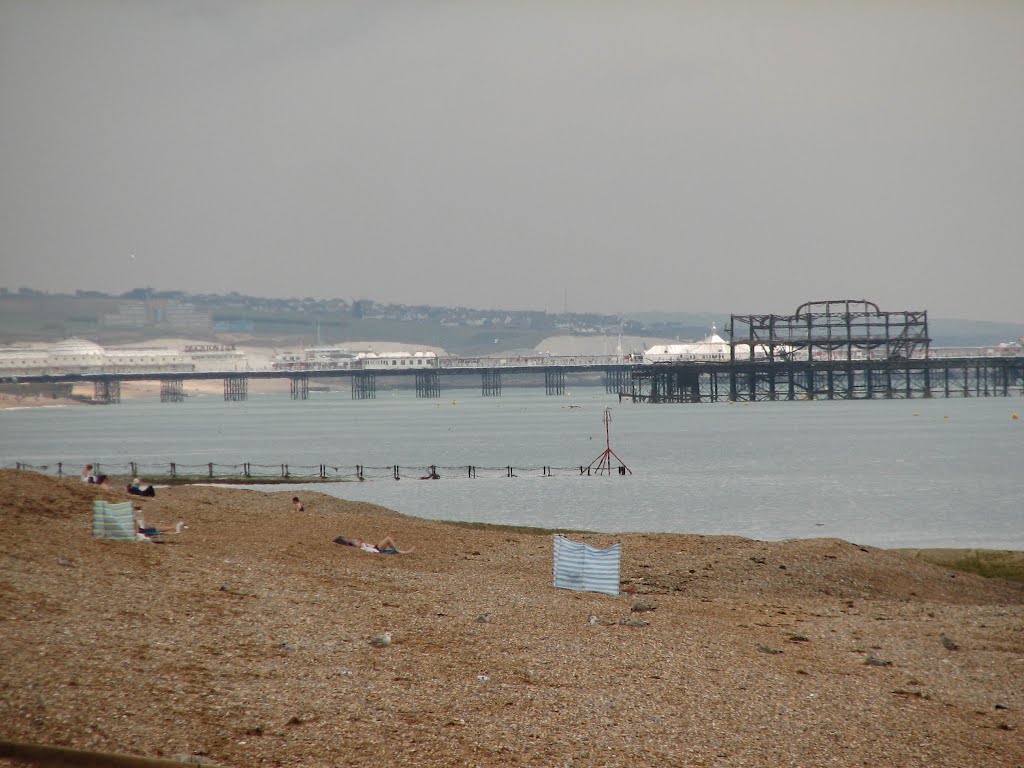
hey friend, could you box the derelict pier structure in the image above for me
[629,300,1023,403]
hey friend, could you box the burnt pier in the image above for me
[628,300,1023,402]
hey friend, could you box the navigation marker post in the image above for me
[585,407,631,475]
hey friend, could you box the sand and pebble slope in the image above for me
[1,470,1022,767]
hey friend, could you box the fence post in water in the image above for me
[170,463,176,478]
[393,465,400,480]
[130,461,137,477]
[244,462,250,478]
[208,462,214,478]
[320,464,326,478]
[282,464,289,478]
[57,462,62,477]
[356,465,363,481]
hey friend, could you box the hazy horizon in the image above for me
[2,2,1022,323]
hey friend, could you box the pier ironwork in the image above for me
[351,372,376,400]
[415,371,441,398]
[223,375,248,402]
[160,378,185,403]
[93,379,121,404]
[544,368,566,396]
[626,357,1021,403]
[482,370,501,397]
[290,374,309,400]
[604,367,632,394]
[728,299,930,365]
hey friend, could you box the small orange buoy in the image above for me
[944,415,950,420]
[913,412,920,417]
[1013,413,1019,420]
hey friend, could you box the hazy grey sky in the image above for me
[1,1,1022,321]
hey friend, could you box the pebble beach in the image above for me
[1,469,1022,767]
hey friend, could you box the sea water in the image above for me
[2,388,1021,549]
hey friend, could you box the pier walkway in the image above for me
[3,353,1021,403]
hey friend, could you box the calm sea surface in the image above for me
[3,388,1021,549]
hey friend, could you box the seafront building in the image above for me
[643,326,1023,364]
[0,338,190,375]
[271,347,439,370]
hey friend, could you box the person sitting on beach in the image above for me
[128,477,156,497]
[81,464,108,485]
[292,496,304,512]
[333,535,414,554]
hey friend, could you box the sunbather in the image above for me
[333,535,414,554]
[135,511,186,538]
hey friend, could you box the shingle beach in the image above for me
[2,470,1022,767]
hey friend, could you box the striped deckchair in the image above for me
[92,500,137,541]
[552,534,621,596]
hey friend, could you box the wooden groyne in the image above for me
[12,461,629,482]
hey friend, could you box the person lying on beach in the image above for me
[333,535,414,554]
[135,511,187,539]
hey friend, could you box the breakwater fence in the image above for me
[12,460,631,481]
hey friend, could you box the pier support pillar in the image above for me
[604,367,631,394]
[290,374,309,400]
[351,372,376,400]
[545,368,565,396]
[160,378,185,402]
[482,370,501,396]
[224,375,248,402]
[93,379,121,404]
[415,371,440,398]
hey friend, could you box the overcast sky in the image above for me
[1,1,1021,321]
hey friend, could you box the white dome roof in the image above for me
[51,338,106,356]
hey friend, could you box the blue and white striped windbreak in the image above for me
[552,534,621,596]
[92,500,137,541]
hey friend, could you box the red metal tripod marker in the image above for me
[586,408,631,475]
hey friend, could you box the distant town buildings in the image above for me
[101,299,211,332]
